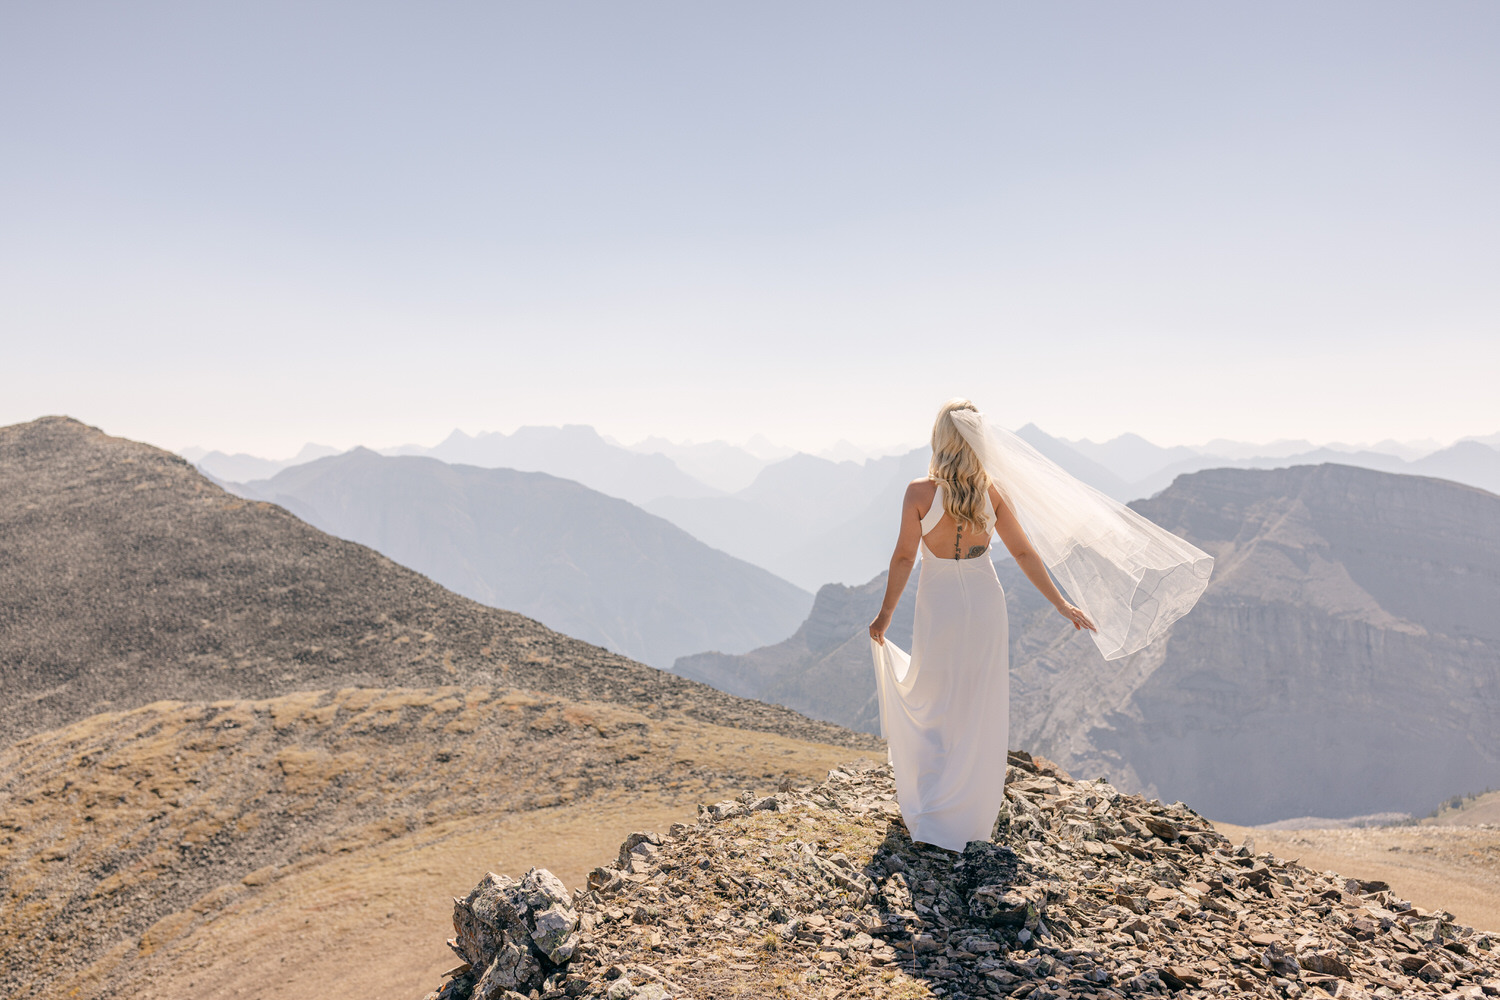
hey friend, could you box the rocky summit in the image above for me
[419,755,1500,1000]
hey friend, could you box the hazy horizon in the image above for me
[4,2,1497,457]
[171,417,1492,471]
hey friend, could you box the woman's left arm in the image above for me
[868,482,924,644]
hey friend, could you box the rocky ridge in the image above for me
[421,755,1500,1000]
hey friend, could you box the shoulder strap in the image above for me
[920,482,946,534]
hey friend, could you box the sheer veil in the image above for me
[949,409,1213,660]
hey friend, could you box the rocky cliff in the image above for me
[1027,464,1500,825]
[415,754,1500,999]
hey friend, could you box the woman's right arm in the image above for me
[868,482,924,644]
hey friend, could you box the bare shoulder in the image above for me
[906,477,937,501]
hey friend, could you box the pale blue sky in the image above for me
[2,2,1496,456]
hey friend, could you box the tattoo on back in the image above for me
[965,544,988,559]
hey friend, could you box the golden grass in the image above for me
[0,686,858,999]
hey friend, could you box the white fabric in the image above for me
[871,535,1009,851]
[949,408,1213,660]
[919,481,997,536]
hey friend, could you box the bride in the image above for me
[868,398,1213,851]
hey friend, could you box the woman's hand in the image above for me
[1057,602,1097,632]
[868,609,894,645]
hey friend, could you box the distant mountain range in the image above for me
[385,425,720,507]
[184,423,1500,593]
[185,442,341,483]
[1059,431,1500,499]
[675,463,1500,825]
[230,449,812,668]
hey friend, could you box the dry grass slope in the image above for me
[0,686,859,999]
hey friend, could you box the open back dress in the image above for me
[870,482,1009,851]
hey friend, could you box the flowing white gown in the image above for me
[871,484,1009,852]
[869,409,1213,852]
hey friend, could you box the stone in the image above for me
[968,886,1032,927]
[1301,950,1352,978]
[604,978,637,1000]
[1143,816,1180,841]
[616,832,661,869]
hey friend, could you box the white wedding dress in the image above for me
[871,483,1009,852]
[868,410,1213,852]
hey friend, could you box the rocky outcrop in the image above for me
[437,868,583,998]
[417,756,1500,999]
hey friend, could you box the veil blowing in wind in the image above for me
[868,399,1213,851]
[947,408,1213,660]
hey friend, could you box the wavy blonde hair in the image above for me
[929,398,992,533]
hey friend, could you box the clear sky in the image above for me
[2,2,1496,457]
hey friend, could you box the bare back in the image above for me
[912,478,1000,561]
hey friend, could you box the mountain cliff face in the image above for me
[230,449,812,668]
[0,416,854,750]
[1031,464,1500,825]
[675,464,1500,824]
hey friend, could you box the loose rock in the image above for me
[421,755,1500,998]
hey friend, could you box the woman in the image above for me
[868,398,1213,851]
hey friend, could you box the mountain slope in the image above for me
[648,428,1144,589]
[0,415,877,1000]
[0,416,859,751]
[676,572,919,732]
[674,463,1500,825]
[1027,463,1500,824]
[646,448,932,589]
[625,436,768,493]
[1063,431,1202,484]
[231,449,812,668]
[0,685,862,999]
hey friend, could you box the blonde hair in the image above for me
[929,398,992,533]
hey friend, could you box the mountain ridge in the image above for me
[228,448,812,668]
